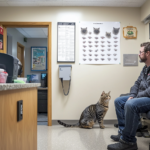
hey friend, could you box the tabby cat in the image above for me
[93,28,100,35]
[58,91,111,129]
[113,27,120,35]
[81,27,88,35]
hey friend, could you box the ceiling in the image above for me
[16,28,48,38]
[0,0,146,7]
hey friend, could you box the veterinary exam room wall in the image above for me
[141,0,150,22]
[141,0,150,42]
[0,7,145,120]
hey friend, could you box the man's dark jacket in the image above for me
[130,65,150,98]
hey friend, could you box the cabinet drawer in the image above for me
[38,94,47,99]
[38,100,47,105]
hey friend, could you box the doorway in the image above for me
[0,22,52,126]
[17,42,25,77]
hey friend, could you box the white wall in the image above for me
[141,0,150,21]
[7,28,27,57]
[141,0,150,42]
[0,7,145,120]
[25,38,47,82]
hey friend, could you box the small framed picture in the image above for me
[123,26,137,39]
[31,47,47,71]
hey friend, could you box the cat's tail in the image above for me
[57,120,80,128]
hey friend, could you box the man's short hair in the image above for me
[141,42,150,52]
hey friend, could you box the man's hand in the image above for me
[128,97,133,101]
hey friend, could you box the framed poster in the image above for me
[57,22,75,63]
[123,26,137,39]
[31,47,47,71]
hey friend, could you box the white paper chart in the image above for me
[57,22,75,62]
[79,22,120,64]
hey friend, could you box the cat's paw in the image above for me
[100,125,105,129]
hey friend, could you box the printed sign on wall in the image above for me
[79,22,120,64]
[123,54,138,66]
[57,22,75,63]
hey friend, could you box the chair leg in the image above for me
[149,143,150,150]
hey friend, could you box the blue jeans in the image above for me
[115,96,150,144]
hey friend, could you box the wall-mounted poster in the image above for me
[79,22,120,64]
[57,22,75,63]
[31,47,47,71]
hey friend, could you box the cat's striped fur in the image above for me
[58,91,111,129]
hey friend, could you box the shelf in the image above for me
[38,87,48,90]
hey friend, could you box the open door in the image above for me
[0,22,52,126]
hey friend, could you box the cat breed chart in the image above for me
[79,22,120,64]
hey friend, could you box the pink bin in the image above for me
[0,72,8,83]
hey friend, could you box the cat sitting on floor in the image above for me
[58,91,111,129]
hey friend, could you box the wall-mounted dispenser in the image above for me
[59,65,72,96]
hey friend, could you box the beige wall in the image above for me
[141,0,150,21]
[144,24,150,42]
[141,0,150,42]
[0,7,145,120]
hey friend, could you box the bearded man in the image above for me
[107,42,150,150]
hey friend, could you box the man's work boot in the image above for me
[107,139,138,150]
[110,133,121,141]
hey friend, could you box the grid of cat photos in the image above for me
[79,22,120,64]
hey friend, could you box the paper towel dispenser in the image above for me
[59,65,72,96]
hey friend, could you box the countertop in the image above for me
[0,83,41,91]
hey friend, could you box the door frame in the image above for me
[0,22,52,126]
[17,42,25,77]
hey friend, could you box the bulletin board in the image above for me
[31,47,47,71]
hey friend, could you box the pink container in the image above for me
[0,72,8,83]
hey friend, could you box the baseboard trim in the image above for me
[52,120,118,125]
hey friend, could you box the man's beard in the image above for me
[139,56,147,62]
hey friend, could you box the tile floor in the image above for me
[38,124,150,150]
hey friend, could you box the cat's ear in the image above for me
[86,27,87,29]
[108,91,111,95]
[101,91,105,96]
[81,28,82,29]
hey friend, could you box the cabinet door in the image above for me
[38,100,47,113]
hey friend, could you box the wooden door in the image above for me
[17,42,24,77]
